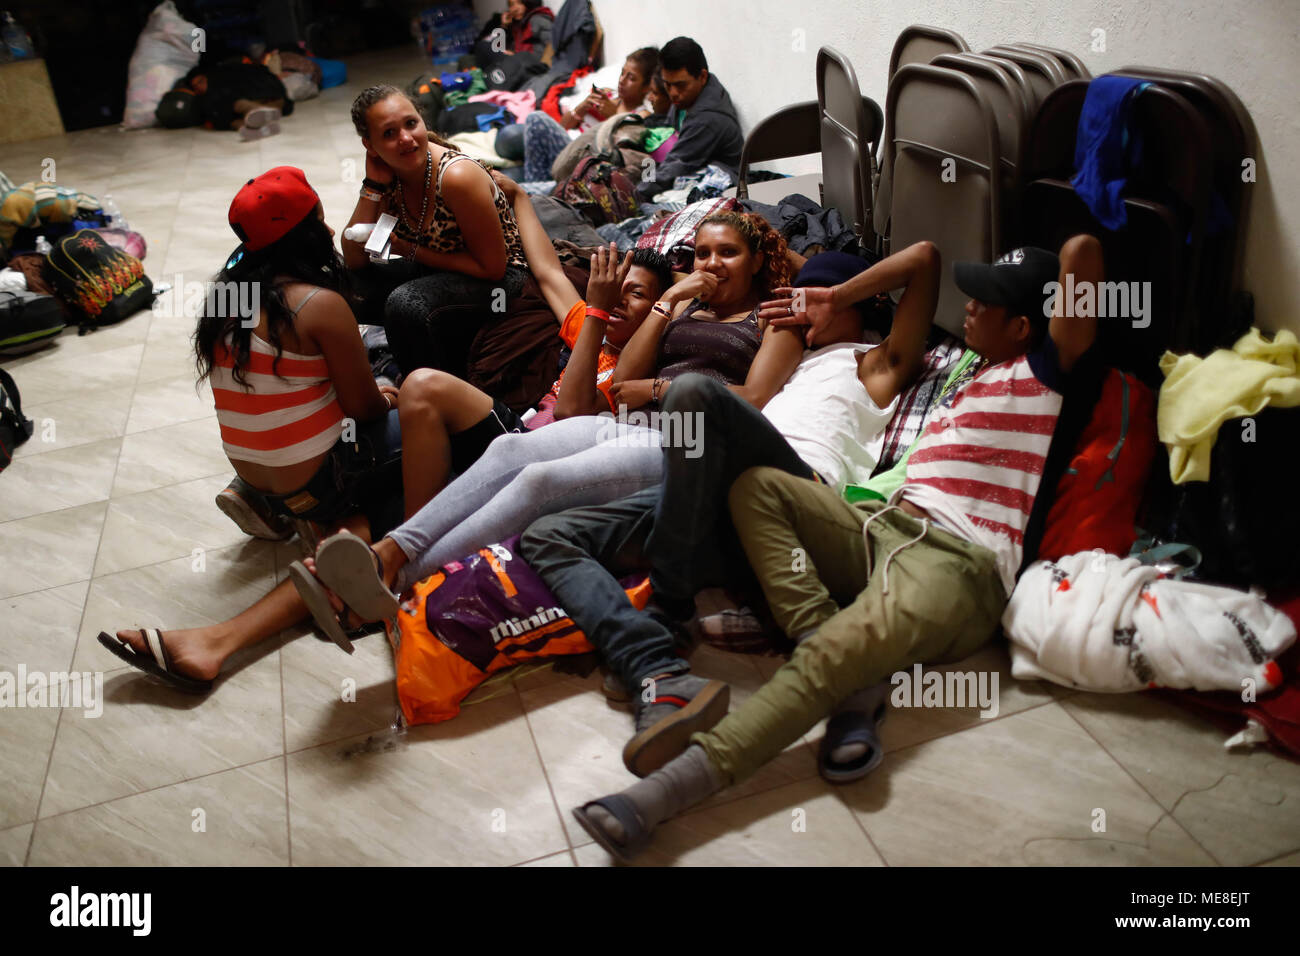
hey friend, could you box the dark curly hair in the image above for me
[193,212,348,390]
[695,210,793,295]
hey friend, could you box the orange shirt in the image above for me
[551,299,619,413]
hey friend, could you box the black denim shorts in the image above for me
[262,409,404,538]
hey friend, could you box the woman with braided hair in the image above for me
[342,84,530,380]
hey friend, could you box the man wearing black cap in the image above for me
[520,241,943,779]
[568,235,1102,862]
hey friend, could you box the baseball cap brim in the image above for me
[953,260,1016,309]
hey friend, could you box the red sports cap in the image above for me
[228,166,321,252]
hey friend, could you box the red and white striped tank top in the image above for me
[210,289,345,467]
[895,345,1065,593]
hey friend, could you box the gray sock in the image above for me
[587,744,724,842]
[829,682,890,764]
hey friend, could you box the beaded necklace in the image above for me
[395,148,433,238]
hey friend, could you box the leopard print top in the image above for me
[385,149,527,268]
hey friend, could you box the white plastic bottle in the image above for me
[101,195,125,229]
[1,12,33,59]
[35,235,52,255]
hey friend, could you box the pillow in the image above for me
[636,197,737,271]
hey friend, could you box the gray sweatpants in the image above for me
[387,415,663,591]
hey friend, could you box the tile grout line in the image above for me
[1,533,276,607]
[1056,700,1225,866]
[30,263,171,855]
[274,543,294,868]
[512,681,580,864]
[0,464,236,535]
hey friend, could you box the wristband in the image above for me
[651,301,672,318]
[359,187,384,203]
[584,306,611,322]
[362,177,388,192]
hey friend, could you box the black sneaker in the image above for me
[622,673,729,777]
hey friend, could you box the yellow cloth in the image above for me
[1158,327,1300,483]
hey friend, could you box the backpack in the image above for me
[406,71,445,130]
[0,366,34,471]
[44,229,154,334]
[0,289,67,355]
[1037,368,1158,561]
[554,153,639,227]
[389,535,650,726]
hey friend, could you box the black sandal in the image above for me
[97,629,214,694]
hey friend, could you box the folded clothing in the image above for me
[1158,327,1300,483]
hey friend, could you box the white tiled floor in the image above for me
[2,48,1298,867]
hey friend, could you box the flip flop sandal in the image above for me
[571,794,651,864]
[97,629,213,694]
[313,530,399,625]
[288,560,356,654]
[818,695,889,784]
[622,680,730,778]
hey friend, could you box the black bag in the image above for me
[0,289,66,355]
[1146,405,1300,592]
[44,229,154,334]
[483,50,547,91]
[406,72,446,130]
[436,102,508,136]
[0,366,34,471]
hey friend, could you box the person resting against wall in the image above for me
[633,36,744,203]
[494,46,660,184]
[344,84,530,381]
[94,167,464,691]
[569,237,1103,863]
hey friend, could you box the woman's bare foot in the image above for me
[372,537,407,592]
[113,627,225,682]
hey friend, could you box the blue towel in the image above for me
[474,106,510,132]
[1071,76,1150,230]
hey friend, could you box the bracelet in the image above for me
[359,187,384,203]
[651,301,672,318]
[651,377,666,405]
[584,305,611,322]
[362,177,388,192]
[382,393,395,410]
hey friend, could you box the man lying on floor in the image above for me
[564,235,1102,862]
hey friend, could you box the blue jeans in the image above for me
[645,374,815,608]
[520,486,689,691]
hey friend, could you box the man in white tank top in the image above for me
[519,245,942,777]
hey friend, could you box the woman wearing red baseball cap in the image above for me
[96,166,466,692]
[343,84,531,379]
